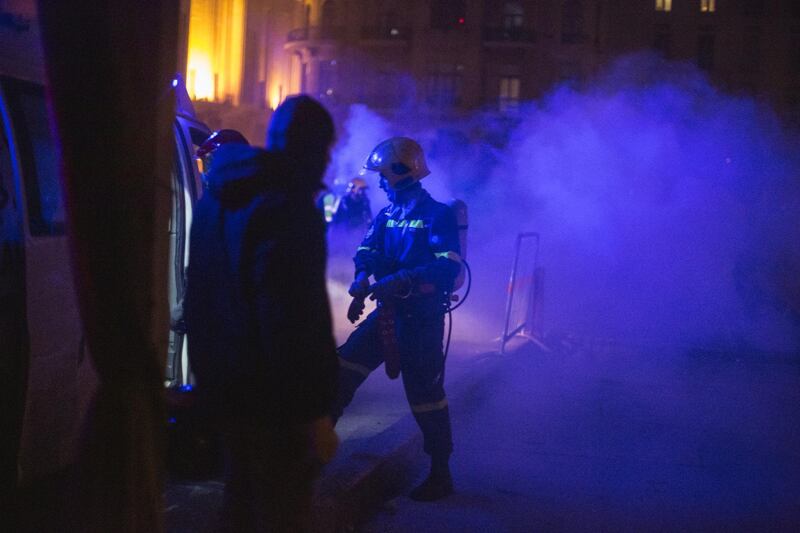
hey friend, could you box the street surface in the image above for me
[363,340,800,532]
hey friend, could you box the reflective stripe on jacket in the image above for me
[354,189,461,296]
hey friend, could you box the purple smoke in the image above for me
[326,53,800,354]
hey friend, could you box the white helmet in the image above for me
[360,137,430,190]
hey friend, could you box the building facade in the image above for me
[602,0,800,122]
[179,0,800,129]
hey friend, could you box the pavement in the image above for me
[23,332,798,532]
[164,331,800,532]
[310,340,500,532]
[163,339,499,533]
[362,340,800,532]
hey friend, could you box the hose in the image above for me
[444,259,471,360]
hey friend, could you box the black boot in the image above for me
[409,455,453,502]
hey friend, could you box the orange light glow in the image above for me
[188,54,214,101]
[270,88,281,110]
[186,0,246,103]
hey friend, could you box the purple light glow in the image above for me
[326,53,800,354]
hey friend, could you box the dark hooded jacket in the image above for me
[184,143,338,425]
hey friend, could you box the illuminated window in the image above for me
[655,0,672,12]
[499,76,521,111]
[700,0,716,13]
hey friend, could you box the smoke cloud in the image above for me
[325,53,800,354]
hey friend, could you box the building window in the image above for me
[697,33,715,70]
[379,8,399,33]
[561,0,585,44]
[503,2,524,29]
[320,1,343,38]
[364,72,412,108]
[740,32,760,75]
[319,60,337,100]
[793,37,800,74]
[742,0,764,17]
[430,0,466,30]
[425,64,463,106]
[301,61,310,93]
[499,76,521,111]
[289,52,303,94]
[322,0,337,27]
[653,27,671,57]
[559,62,582,83]
[655,0,672,12]
[700,0,716,13]
[787,90,800,126]
[375,72,402,107]
[361,2,408,40]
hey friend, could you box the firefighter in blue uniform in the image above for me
[334,137,461,501]
[331,177,372,230]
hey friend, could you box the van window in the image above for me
[1,112,23,266]
[2,78,64,236]
[0,127,20,242]
[176,123,201,202]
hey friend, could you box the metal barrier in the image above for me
[500,232,548,354]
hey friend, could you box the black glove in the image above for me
[369,271,412,301]
[347,296,366,323]
[348,272,370,299]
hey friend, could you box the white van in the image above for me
[0,6,208,486]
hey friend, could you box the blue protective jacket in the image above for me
[354,188,461,307]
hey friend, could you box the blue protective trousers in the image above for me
[333,307,453,459]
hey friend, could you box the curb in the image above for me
[311,350,508,532]
[312,415,423,532]
[162,350,513,532]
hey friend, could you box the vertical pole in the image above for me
[503,232,540,354]
[501,233,523,354]
[524,233,540,336]
[37,1,178,530]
